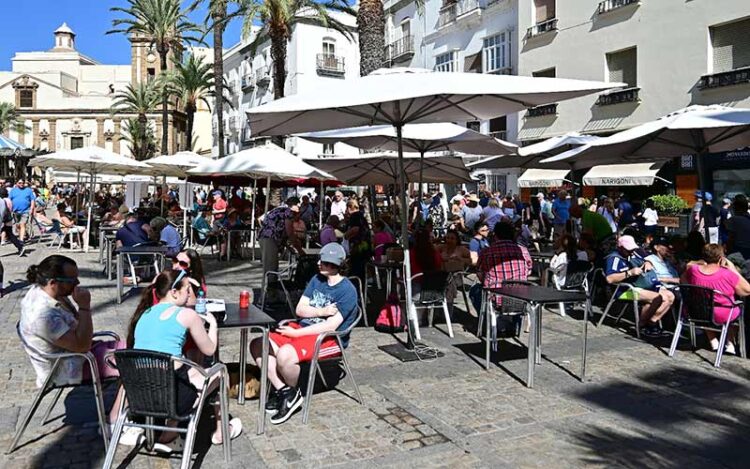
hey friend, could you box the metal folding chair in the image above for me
[668,284,747,367]
[8,324,119,454]
[478,280,532,369]
[102,350,232,469]
[597,281,642,339]
[347,276,369,327]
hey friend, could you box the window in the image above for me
[19,90,34,108]
[322,40,336,57]
[323,143,335,155]
[710,18,750,73]
[70,136,84,150]
[483,32,512,74]
[401,19,411,39]
[435,51,458,72]
[147,68,156,82]
[466,121,481,132]
[534,0,555,23]
[489,116,506,133]
[606,47,637,87]
[532,67,556,78]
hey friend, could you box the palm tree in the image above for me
[111,82,160,160]
[109,0,203,154]
[241,0,354,99]
[161,54,216,150]
[355,0,385,76]
[0,102,24,135]
[122,117,158,160]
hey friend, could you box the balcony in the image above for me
[255,67,271,86]
[316,54,346,77]
[486,67,513,75]
[698,67,750,90]
[387,35,415,62]
[597,0,640,15]
[489,130,507,140]
[526,18,558,38]
[526,103,558,117]
[241,74,255,92]
[596,87,640,106]
[438,0,482,29]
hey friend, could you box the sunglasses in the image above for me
[171,258,190,269]
[54,276,80,285]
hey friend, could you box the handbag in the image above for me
[374,293,405,333]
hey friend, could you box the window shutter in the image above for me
[464,52,482,73]
[711,18,750,73]
[534,0,555,23]
[607,48,637,87]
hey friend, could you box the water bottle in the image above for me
[195,290,207,315]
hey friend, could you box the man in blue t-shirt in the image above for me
[9,179,35,242]
[251,242,357,425]
[149,216,181,257]
[115,213,150,248]
[604,235,674,338]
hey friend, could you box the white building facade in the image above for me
[517,0,750,198]
[215,13,361,159]
[384,0,522,194]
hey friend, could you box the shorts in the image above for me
[14,212,29,224]
[174,365,199,416]
[269,322,341,363]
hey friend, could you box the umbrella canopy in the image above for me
[304,152,473,186]
[145,151,213,177]
[582,162,668,186]
[540,105,750,178]
[187,142,334,181]
[30,145,151,175]
[298,122,518,156]
[467,132,600,171]
[517,169,573,188]
[0,135,34,157]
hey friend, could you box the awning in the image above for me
[517,168,571,188]
[582,162,667,186]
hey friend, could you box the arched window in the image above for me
[322,37,336,57]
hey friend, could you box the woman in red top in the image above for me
[410,228,442,277]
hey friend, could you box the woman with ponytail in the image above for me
[128,269,242,446]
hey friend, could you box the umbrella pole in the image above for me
[84,171,93,253]
[319,180,324,229]
[75,169,81,220]
[418,150,425,197]
[395,121,420,343]
[161,175,166,216]
[250,178,258,261]
[264,176,271,214]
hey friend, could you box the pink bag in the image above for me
[374,293,405,333]
[83,340,126,380]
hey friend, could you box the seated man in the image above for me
[605,235,675,338]
[115,212,150,248]
[250,243,358,425]
[150,216,181,258]
[645,236,680,284]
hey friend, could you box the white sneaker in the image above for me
[118,425,145,446]
[710,338,719,351]
[725,342,736,356]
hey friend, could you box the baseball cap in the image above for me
[704,192,713,201]
[723,198,731,204]
[617,235,639,251]
[319,242,346,266]
[650,236,670,248]
[212,190,222,196]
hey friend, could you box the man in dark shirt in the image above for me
[115,213,150,248]
[699,192,720,244]
[616,194,634,228]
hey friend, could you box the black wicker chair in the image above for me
[101,350,232,469]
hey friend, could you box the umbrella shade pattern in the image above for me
[248,69,622,136]
[145,152,213,177]
[304,152,473,186]
[30,146,152,175]
[540,105,750,171]
[298,122,518,156]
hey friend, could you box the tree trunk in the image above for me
[270,34,287,99]
[186,106,195,152]
[138,114,148,160]
[212,5,226,157]
[357,0,386,77]
[159,49,169,155]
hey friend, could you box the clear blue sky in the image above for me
[0,0,245,69]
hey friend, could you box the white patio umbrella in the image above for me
[247,67,620,341]
[582,162,669,186]
[298,122,517,190]
[540,105,750,192]
[145,151,213,178]
[30,146,151,251]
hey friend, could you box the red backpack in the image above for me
[374,293,405,333]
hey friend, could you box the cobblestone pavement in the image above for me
[1,239,750,468]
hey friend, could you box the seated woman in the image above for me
[319,216,340,246]
[550,235,589,289]
[128,269,242,446]
[34,211,62,234]
[410,228,443,278]
[435,230,470,309]
[372,219,395,263]
[56,203,86,247]
[681,243,750,355]
[101,204,127,227]
[172,249,208,297]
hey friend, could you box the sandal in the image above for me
[211,418,242,445]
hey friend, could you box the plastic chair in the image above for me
[668,284,747,368]
[262,254,319,313]
[553,260,593,317]
[102,350,232,469]
[410,271,455,338]
[279,308,364,424]
[8,324,119,454]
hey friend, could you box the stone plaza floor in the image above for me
[1,239,750,468]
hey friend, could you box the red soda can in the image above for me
[239,290,251,309]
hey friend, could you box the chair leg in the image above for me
[668,319,683,357]
[442,300,454,338]
[180,415,199,469]
[219,372,232,463]
[738,314,747,359]
[40,388,64,426]
[632,300,640,339]
[485,304,492,370]
[339,348,364,406]
[91,376,110,449]
[316,362,329,390]
[101,411,127,469]
[689,323,697,349]
[302,354,319,425]
[715,324,730,368]
[7,384,50,453]
[598,292,619,328]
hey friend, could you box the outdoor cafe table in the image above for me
[99,226,119,280]
[530,250,555,287]
[216,302,276,435]
[364,259,403,304]
[486,284,590,388]
[115,246,168,304]
[224,226,256,261]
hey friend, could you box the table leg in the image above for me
[238,328,247,405]
[116,254,123,304]
[98,231,104,264]
[527,304,537,388]
[364,265,369,305]
[536,304,542,365]
[107,239,113,281]
[581,297,590,382]
[258,328,269,435]
[227,233,231,262]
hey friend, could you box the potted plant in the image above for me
[651,194,689,233]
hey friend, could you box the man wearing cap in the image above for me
[461,194,483,232]
[211,190,228,229]
[250,242,358,425]
[644,237,680,284]
[605,235,675,338]
[149,216,181,258]
[698,192,720,244]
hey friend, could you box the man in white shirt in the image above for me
[329,191,347,221]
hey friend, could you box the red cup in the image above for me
[239,290,251,309]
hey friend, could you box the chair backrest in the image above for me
[498,279,533,314]
[292,255,321,287]
[415,271,452,304]
[678,284,720,324]
[113,349,190,421]
[564,260,593,290]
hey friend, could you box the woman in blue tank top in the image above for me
[126,269,242,447]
